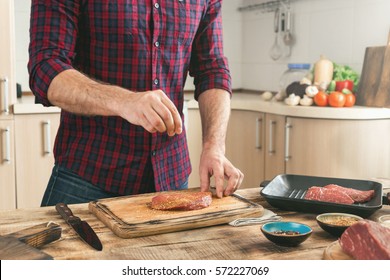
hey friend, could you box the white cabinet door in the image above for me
[14,113,60,208]
[226,110,265,188]
[264,113,285,180]
[0,0,16,115]
[0,120,16,209]
[285,117,390,179]
[186,108,202,188]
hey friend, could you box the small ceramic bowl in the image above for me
[261,221,312,246]
[316,213,363,237]
[378,214,390,229]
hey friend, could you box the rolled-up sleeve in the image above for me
[28,0,80,106]
[189,0,232,100]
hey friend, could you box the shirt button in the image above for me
[151,150,156,156]
[153,78,159,85]
[154,3,160,9]
[154,41,160,47]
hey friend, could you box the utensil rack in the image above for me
[238,0,293,13]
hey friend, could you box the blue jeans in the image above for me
[41,165,188,206]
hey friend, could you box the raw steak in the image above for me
[339,220,390,260]
[304,186,354,204]
[324,184,375,203]
[151,191,212,211]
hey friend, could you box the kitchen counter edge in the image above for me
[13,92,390,120]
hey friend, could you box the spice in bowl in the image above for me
[272,230,301,235]
[261,221,312,246]
[316,213,363,237]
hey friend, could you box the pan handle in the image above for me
[260,180,271,188]
[382,192,390,205]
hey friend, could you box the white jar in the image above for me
[279,63,311,94]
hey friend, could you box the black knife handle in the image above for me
[55,203,81,224]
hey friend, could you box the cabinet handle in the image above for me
[285,123,292,161]
[268,120,276,154]
[255,117,262,149]
[2,127,11,163]
[43,120,51,155]
[1,76,9,115]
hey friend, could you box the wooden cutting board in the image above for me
[323,241,353,260]
[89,189,264,238]
[356,30,390,108]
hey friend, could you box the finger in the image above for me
[199,166,211,193]
[143,109,167,133]
[223,167,242,197]
[161,96,182,135]
[152,103,175,135]
[213,169,225,199]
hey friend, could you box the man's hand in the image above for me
[120,90,182,136]
[199,145,244,198]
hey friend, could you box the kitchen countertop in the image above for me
[1,179,389,260]
[13,95,60,114]
[187,92,390,120]
[13,92,390,119]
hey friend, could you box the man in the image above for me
[28,0,243,206]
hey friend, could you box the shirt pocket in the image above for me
[174,0,204,46]
[87,1,139,45]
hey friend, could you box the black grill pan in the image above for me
[260,174,386,217]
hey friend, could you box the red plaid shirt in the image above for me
[28,0,231,195]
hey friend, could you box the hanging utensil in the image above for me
[283,8,294,57]
[269,8,282,61]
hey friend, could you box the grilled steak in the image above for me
[304,186,354,204]
[324,184,375,203]
[339,220,390,260]
[151,191,212,211]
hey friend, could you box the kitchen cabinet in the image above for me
[0,0,16,115]
[187,108,266,189]
[0,120,16,209]
[186,108,202,188]
[225,110,265,188]
[14,113,60,208]
[285,117,390,180]
[264,113,285,180]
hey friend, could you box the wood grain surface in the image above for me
[0,180,389,260]
[0,222,61,260]
[356,31,390,108]
[89,189,264,238]
[0,236,53,260]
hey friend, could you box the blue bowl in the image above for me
[261,221,312,246]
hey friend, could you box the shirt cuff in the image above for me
[29,58,73,107]
[194,72,232,101]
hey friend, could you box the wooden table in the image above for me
[1,179,389,260]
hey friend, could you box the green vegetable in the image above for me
[332,62,360,92]
[328,80,336,92]
[341,88,353,95]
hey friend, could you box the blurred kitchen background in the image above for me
[14,0,390,93]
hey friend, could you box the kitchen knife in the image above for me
[55,202,103,251]
[231,192,261,207]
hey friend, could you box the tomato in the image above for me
[344,93,356,107]
[328,91,346,107]
[313,91,328,106]
[335,80,354,92]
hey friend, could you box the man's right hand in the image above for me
[120,89,183,136]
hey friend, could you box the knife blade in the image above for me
[55,203,103,251]
[231,192,261,207]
